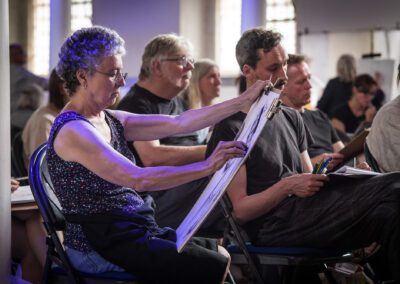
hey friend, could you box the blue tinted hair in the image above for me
[56,26,126,95]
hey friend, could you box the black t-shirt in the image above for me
[331,103,364,134]
[301,109,340,158]
[206,106,309,238]
[117,84,200,166]
[317,77,353,118]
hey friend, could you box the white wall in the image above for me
[295,0,400,34]
[92,0,180,82]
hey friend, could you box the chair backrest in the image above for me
[29,144,139,284]
[28,143,79,283]
[364,142,381,172]
[11,131,28,177]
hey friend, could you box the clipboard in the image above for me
[175,88,282,252]
[338,128,370,163]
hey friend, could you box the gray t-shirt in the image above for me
[206,106,310,238]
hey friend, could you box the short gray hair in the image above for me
[236,28,282,71]
[56,26,126,96]
[138,34,193,80]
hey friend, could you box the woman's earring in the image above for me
[83,81,87,89]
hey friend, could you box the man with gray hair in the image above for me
[117,34,222,234]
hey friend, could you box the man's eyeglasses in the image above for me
[161,56,195,68]
[93,69,128,82]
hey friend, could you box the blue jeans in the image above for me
[65,246,124,273]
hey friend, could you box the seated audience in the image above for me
[9,43,48,113]
[207,28,400,283]
[331,74,377,135]
[317,54,356,118]
[22,69,69,167]
[117,34,221,233]
[11,178,46,284]
[280,54,345,171]
[366,64,400,172]
[181,58,221,143]
[48,26,267,284]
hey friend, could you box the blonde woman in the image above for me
[181,59,221,143]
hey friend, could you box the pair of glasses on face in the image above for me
[93,69,128,82]
[161,56,195,68]
[358,88,376,97]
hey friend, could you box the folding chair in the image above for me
[220,194,363,284]
[28,144,140,284]
[364,142,381,173]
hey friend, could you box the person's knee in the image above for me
[217,245,231,265]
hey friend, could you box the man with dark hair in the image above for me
[280,54,344,170]
[207,27,400,282]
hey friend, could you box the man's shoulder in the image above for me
[304,108,329,120]
[280,105,303,123]
[117,84,156,113]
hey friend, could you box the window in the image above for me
[32,0,50,76]
[215,0,242,76]
[266,0,296,53]
[71,0,93,32]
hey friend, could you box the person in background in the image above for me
[331,74,377,135]
[317,54,356,118]
[11,83,44,138]
[280,54,345,171]
[366,64,400,172]
[9,44,48,113]
[48,26,267,283]
[22,69,69,167]
[181,58,221,143]
[11,178,46,284]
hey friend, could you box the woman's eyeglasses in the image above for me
[161,56,195,68]
[93,69,128,82]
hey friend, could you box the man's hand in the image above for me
[356,161,371,171]
[312,152,344,171]
[365,105,376,122]
[282,173,328,197]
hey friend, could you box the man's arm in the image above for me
[133,140,206,166]
[227,164,328,224]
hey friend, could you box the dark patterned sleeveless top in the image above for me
[47,111,145,252]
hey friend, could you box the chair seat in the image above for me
[51,265,138,281]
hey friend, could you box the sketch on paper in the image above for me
[176,87,282,252]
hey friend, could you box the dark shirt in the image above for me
[373,89,385,111]
[331,103,364,134]
[206,107,309,238]
[301,109,341,158]
[317,77,353,118]
[117,84,200,166]
[47,111,145,252]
